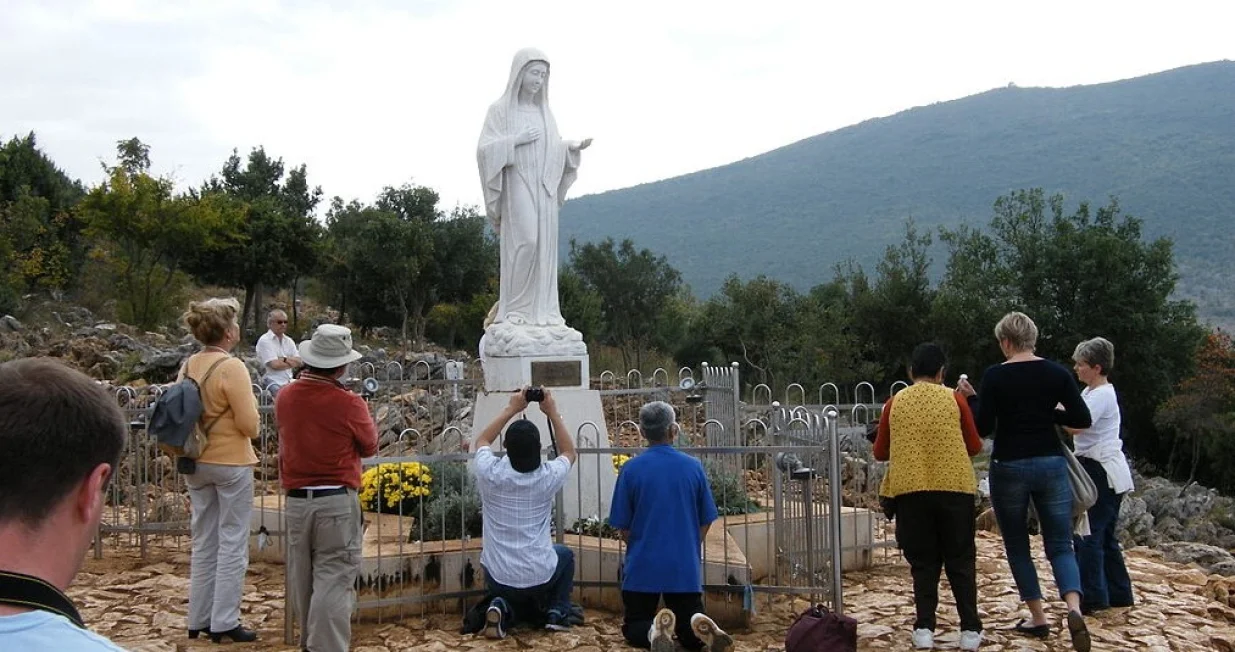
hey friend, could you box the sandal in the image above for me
[1013,619,1050,639]
[1068,610,1091,652]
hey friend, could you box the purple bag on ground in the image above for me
[785,603,857,652]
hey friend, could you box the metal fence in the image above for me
[94,361,906,644]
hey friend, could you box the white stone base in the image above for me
[481,354,590,392]
[471,388,615,526]
[482,321,587,358]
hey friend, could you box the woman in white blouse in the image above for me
[1066,337,1135,614]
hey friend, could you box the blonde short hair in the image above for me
[184,298,240,346]
[1073,337,1114,375]
[994,311,1038,352]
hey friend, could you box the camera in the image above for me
[524,386,545,402]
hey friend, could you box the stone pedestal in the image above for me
[471,388,615,525]
[482,353,590,392]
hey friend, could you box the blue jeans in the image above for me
[484,544,575,624]
[989,455,1082,601]
[1074,458,1134,610]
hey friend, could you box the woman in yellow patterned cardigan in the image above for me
[875,343,983,650]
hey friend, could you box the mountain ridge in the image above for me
[560,61,1235,324]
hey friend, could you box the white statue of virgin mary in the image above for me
[477,48,592,357]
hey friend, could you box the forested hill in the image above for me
[559,61,1235,325]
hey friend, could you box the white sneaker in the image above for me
[959,630,983,651]
[912,628,934,649]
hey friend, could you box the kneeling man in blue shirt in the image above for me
[608,401,733,651]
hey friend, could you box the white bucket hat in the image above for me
[298,324,363,368]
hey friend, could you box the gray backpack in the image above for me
[148,356,229,459]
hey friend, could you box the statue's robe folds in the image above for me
[477,47,581,330]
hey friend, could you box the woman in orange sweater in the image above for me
[875,343,983,651]
[180,298,260,643]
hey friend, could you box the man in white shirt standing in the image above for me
[471,388,577,638]
[255,309,302,396]
[0,359,128,651]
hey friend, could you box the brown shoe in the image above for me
[690,613,734,652]
[649,608,676,652]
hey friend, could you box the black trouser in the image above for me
[621,591,705,650]
[894,491,982,632]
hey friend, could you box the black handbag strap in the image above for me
[0,569,84,628]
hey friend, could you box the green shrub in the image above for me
[703,459,760,515]
[413,486,483,542]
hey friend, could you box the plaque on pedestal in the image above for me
[482,354,590,392]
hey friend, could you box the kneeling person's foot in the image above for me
[690,613,734,652]
[649,608,676,652]
[911,628,934,649]
[484,597,509,640]
[545,609,571,632]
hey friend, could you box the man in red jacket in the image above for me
[275,325,378,652]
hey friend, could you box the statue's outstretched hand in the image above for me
[570,138,593,151]
[516,126,543,145]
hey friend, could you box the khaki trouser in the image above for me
[285,490,363,652]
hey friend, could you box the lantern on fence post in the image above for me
[445,360,463,400]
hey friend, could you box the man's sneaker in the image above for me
[911,628,935,649]
[483,597,508,640]
[959,629,983,651]
[690,613,734,652]
[545,609,571,632]
[649,608,676,652]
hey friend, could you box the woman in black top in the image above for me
[958,312,1093,651]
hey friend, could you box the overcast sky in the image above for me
[3,0,1233,211]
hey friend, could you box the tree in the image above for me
[845,220,936,386]
[324,200,432,343]
[1155,331,1235,489]
[78,140,240,328]
[558,267,604,343]
[933,189,1204,460]
[424,206,497,322]
[318,187,495,347]
[568,237,682,369]
[0,133,86,311]
[191,148,322,332]
[680,275,800,387]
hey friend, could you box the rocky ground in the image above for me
[74,531,1235,651]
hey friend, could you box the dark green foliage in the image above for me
[413,485,483,542]
[189,147,323,331]
[932,189,1204,463]
[560,61,1235,328]
[318,191,496,346]
[703,460,760,515]
[401,461,484,542]
[567,237,683,368]
[558,267,604,343]
[426,461,474,498]
[77,140,241,329]
[0,133,87,305]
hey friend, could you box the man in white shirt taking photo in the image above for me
[471,387,577,638]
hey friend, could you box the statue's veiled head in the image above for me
[520,61,548,99]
